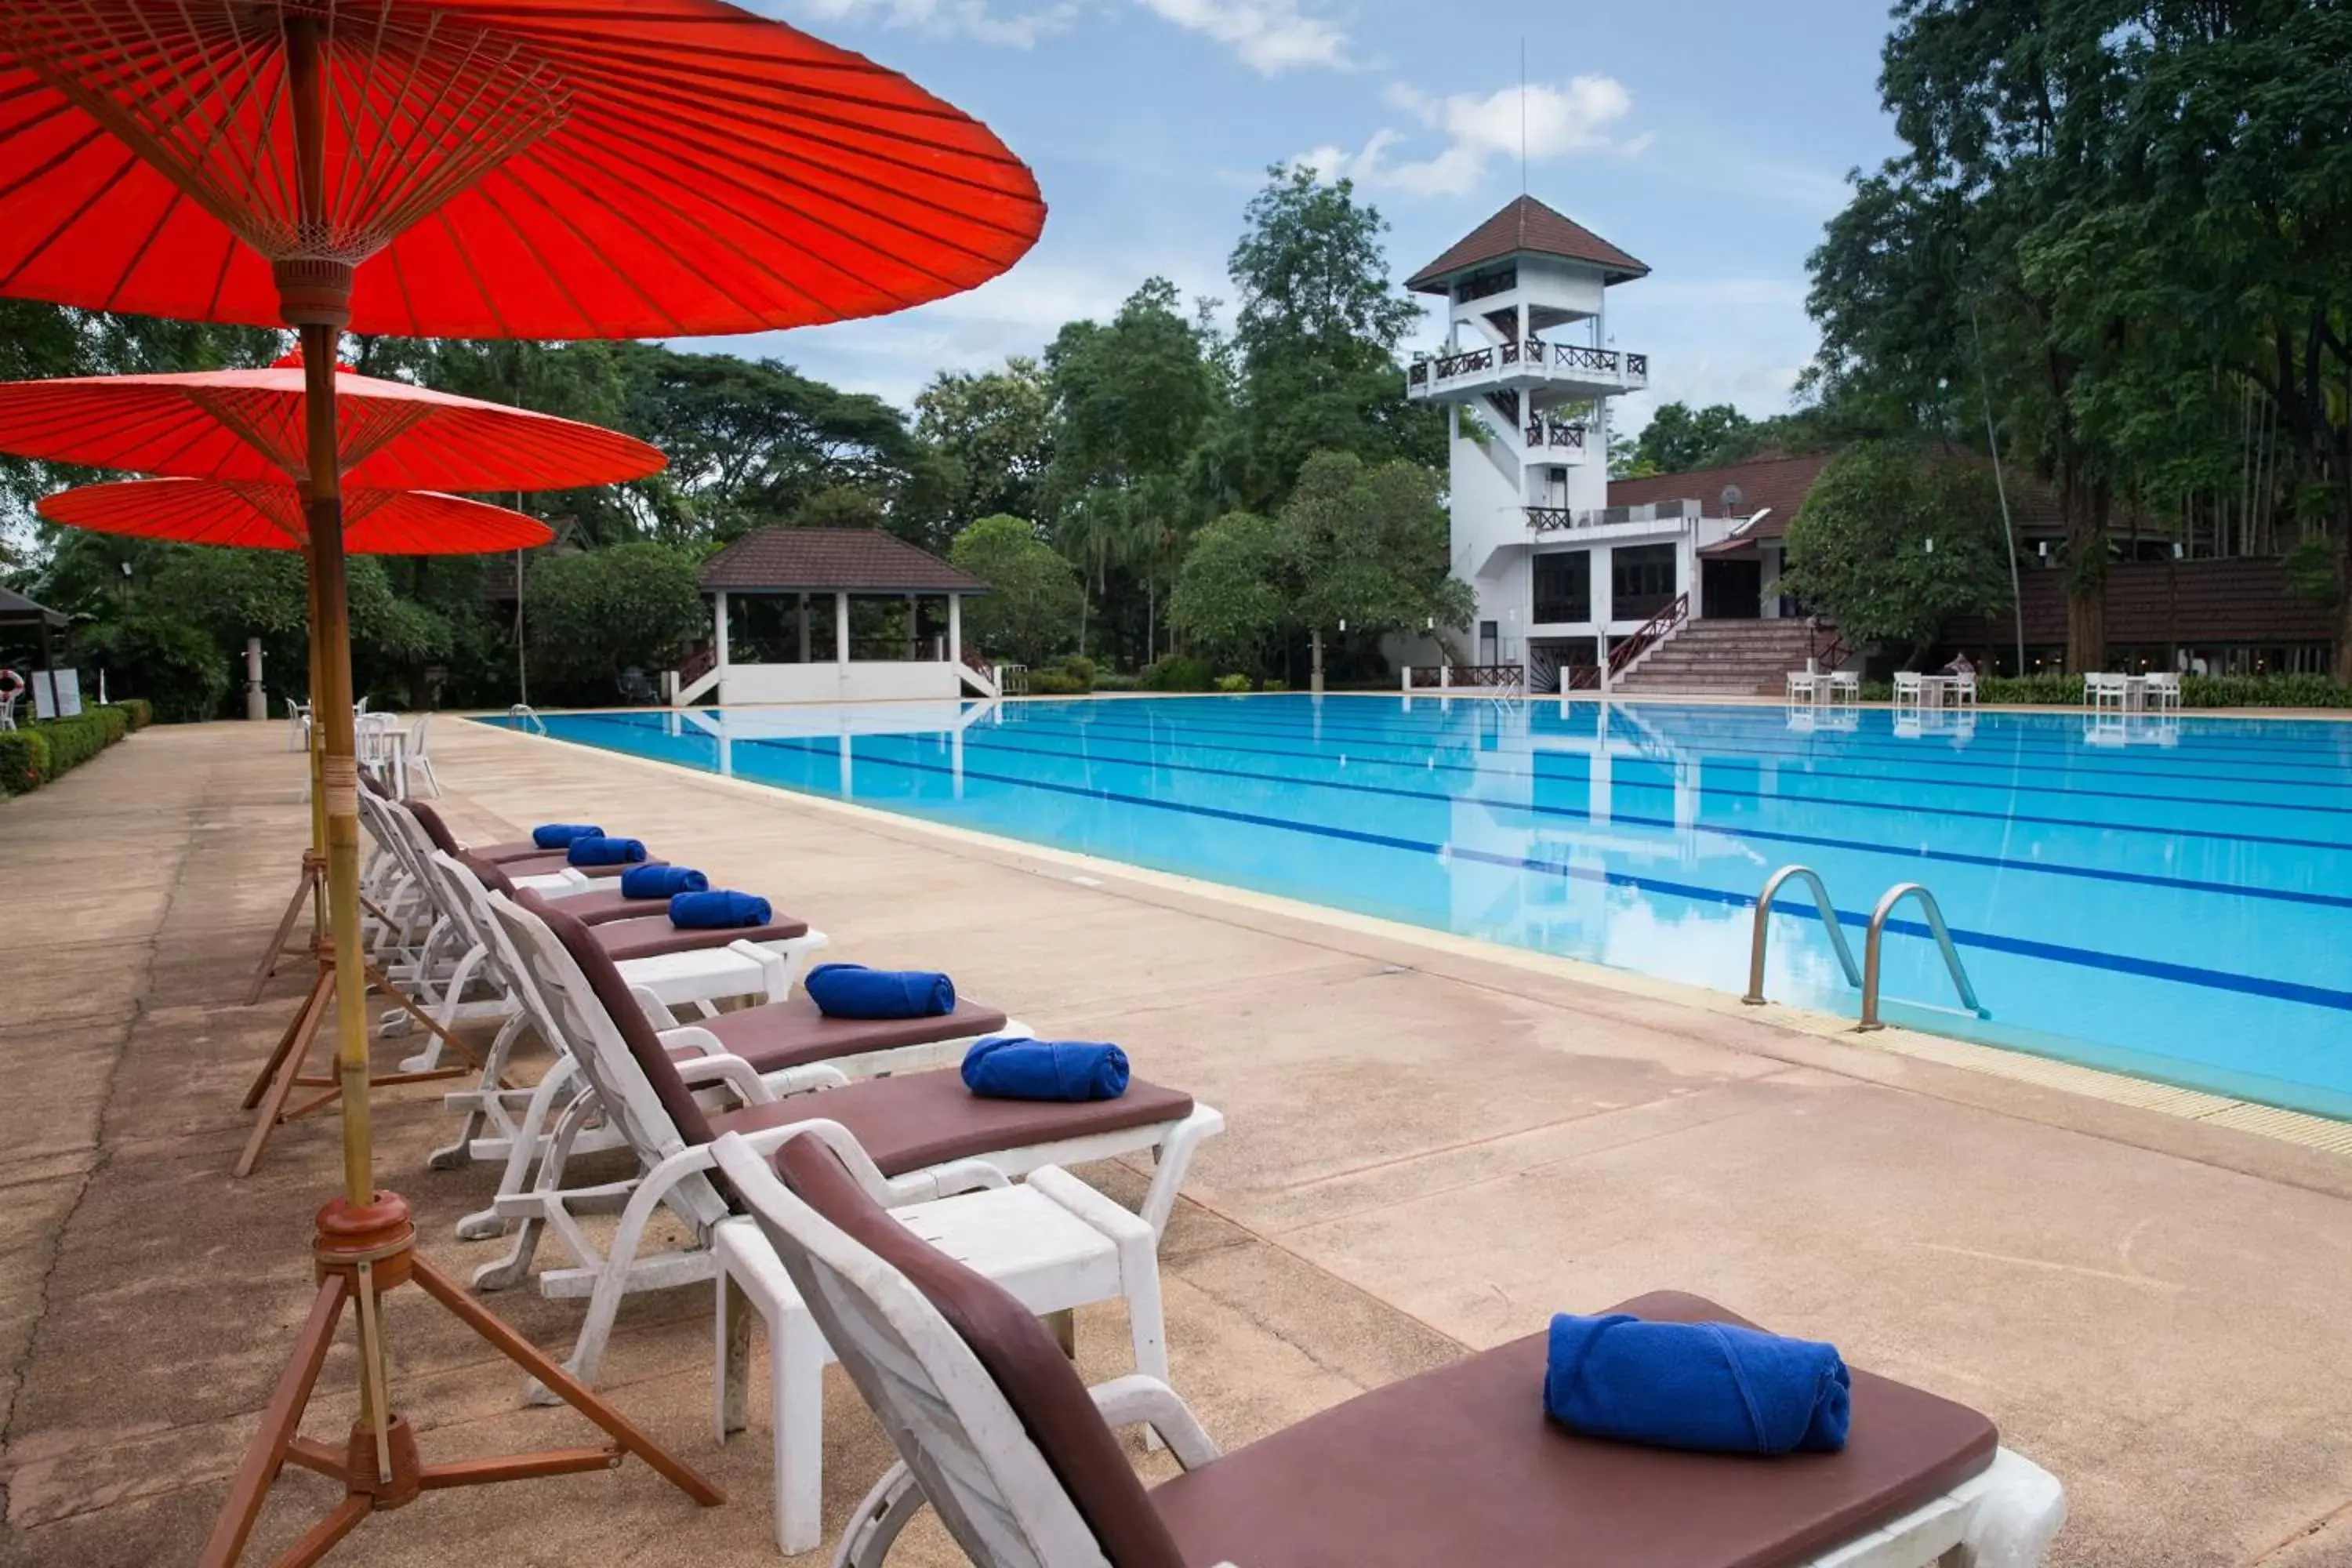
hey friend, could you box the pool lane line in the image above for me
[1013,705,2352,819]
[705,729,2352,1018]
[1072,692,2352,771]
[1022,702,2352,796]
[808,722,2352,913]
[946,710,2352,857]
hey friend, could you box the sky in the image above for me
[689,0,1908,435]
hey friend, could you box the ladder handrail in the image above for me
[1743,865,1862,1005]
[1859,882,1987,1030]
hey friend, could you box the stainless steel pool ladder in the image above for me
[1743,865,1987,1031]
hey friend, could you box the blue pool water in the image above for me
[489,697,2352,1119]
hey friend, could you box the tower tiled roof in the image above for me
[698,528,988,593]
[1406,196,1649,293]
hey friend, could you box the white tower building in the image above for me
[1406,198,1734,692]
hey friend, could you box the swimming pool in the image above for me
[490,696,2352,1120]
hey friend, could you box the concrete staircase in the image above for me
[1613,619,1824,697]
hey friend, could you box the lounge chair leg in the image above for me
[717,1269,753,1441]
[839,1463,927,1568]
[772,1308,828,1555]
[459,1062,583,1244]
[1047,1308,1077,1361]
[528,1167,677,1403]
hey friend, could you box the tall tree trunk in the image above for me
[2063,460,2107,673]
[2334,529,2352,686]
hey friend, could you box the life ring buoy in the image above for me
[0,669,24,704]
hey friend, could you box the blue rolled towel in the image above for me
[565,835,648,867]
[622,864,709,900]
[962,1036,1129,1102]
[532,822,604,849]
[669,890,772,929]
[804,962,954,1019]
[1543,1312,1849,1456]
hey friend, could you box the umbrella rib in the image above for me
[103,180,185,310]
[463,158,694,334]
[0,140,141,294]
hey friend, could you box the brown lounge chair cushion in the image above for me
[698,995,1012,1073]
[411,801,655,880]
[716,1068,1193,1178]
[538,884,692,926]
[528,888,1189,1185]
[590,910,810,963]
[1149,1290,1998,1568]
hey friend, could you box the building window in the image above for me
[1534,551,1592,623]
[1454,264,1516,303]
[1611,543,1678,622]
[1478,619,1500,664]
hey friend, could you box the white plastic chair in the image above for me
[1951,673,1979,708]
[2142,673,2181,711]
[283,699,310,752]
[1785,670,1820,704]
[1893,671,1926,710]
[403,712,441,797]
[1829,670,1861,706]
[2085,673,2129,712]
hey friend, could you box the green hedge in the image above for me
[0,731,46,794]
[111,699,152,731]
[1137,655,1216,692]
[0,702,144,797]
[1852,673,2351,708]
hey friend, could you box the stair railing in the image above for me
[1605,592,1689,681]
[1744,866,1988,1032]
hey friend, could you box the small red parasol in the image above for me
[0,349,665,491]
[39,477,557,554]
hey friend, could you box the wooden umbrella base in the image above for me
[201,1192,723,1568]
[235,956,483,1178]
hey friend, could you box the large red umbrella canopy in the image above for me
[40,477,555,554]
[0,349,663,490]
[0,0,1047,338]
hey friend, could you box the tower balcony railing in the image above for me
[1525,418,1587,451]
[1406,342,1649,400]
[1527,499,1703,533]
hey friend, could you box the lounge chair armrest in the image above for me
[756,1063,850,1098]
[1087,1376,1220,1470]
[633,982,685,1029]
[673,1052,768,1104]
[1025,1165,1153,1249]
[658,1025,725,1059]
[884,1159,1011,1203]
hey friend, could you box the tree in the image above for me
[1275,451,1473,686]
[1774,442,2014,661]
[915,358,1054,532]
[524,543,707,702]
[1223,167,1443,510]
[1629,402,1755,474]
[949,515,1083,667]
[80,613,231,722]
[1168,510,1289,676]
[1043,279,1221,661]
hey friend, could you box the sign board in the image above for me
[31,668,82,720]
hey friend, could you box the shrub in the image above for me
[107,699,152,731]
[35,713,111,775]
[2180,673,2352,709]
[1974,674,2083,706]
[1262,679,1289,692]
[1092,671,1140,692]
[1214,673,1252,692]
[1060,655,1098,688]
[1026,669,1087,696]
[92,705,130,745]
[0,731,48,794]
[1137,654,1215,692]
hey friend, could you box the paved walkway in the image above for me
[3,718,2350,1566]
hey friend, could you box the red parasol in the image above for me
[39,477,557,554]
[0,350,664,490]
[0,0,1046,337]
[0,4,1044,1559]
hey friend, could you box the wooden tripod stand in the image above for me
[200,1192,722,1568]
[248,850,329,1004]
[235,953,480,1178]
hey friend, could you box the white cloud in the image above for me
[789,0,1080,49]
[1132,0,1348,74]
[1301,76,1642,198]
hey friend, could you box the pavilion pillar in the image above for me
[713,592,731,672]
[906,592,919,659]
[797,593,811,663]
[835,591,851,664]
[948,595,962,667]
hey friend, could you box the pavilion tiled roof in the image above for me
[1406,195,1649,293]
[698,527,988,593]
[1610,453,1837,542]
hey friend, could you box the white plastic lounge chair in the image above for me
[476,891,1221,1401]
[717,1129,2068,1568]
[420,846,823,1185]
[713,1121,1170,1553]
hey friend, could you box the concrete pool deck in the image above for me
[4,718,2351,1566]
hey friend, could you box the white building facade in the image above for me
[1404,198,1748,692]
